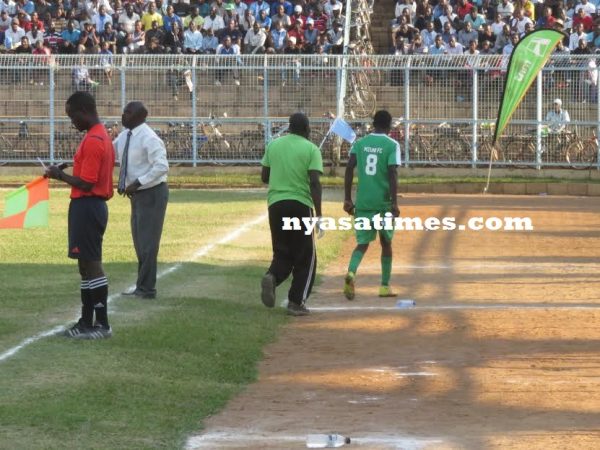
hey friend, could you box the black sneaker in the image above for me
[261,272,276,308]
[287,301,310,316]
[63,320,95,339]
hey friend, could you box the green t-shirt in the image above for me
[261,133,323,208]
[351,133,401,211]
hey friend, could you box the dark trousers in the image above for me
[130,182,169,295]
[267,200,316,305]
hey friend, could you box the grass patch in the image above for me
[0,189,348,449]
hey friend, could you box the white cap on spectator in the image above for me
[288,36,297,44]
[294,5,303,12]
[554,98,562,106]
[332,4,342,11]
[306,18,314,25]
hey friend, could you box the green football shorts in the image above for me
[354,209,395,245]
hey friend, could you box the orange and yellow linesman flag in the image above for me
[0,176,49,229]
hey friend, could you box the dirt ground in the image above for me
[187,195,600,449]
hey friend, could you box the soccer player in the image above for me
[343,110,401,300]
[45,91,115,339]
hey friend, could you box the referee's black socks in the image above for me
[88,276,109,328]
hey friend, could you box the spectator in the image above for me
[271,4,291,30]
[223,3,237,25]
[233,0,248,21]
[290,5,306,28]
[183,6,204,30]
[219,18,242,43]
[464,6,486,30]
[212,0,227,17]
[456,0,473,20]
[25,22,43,47]
[536,7,557,29]
[410,34,428,54]
[393,23,416,47]
[163,20,183,53]
[287,19,305,50]
[79,21,99,53]
[99,40,113,84]
[479,39,493,54]
[421,21,437,47]
[270,19,286,53]
[5,18,25,50]
[440,21,456,44]
[197,0,211,17]
[325,0,343,17]
[141,2,163,31]
[44,20,63,52]
[327,4,345,30]
[310,5,328,33]
[458,21,478,47]
[0,11,10,35]
[93,5,112,32]
[249,0,270,18]
[203,7,225,32]
[163,5,183,33]
[100,21,117,54]
[32,40,52,84]
[503,32,519,56]
[240,8,255,33]
[572,8,593,32]
[24,12,45,32]
[171,0,190,17]
[215,35,240,86]
[446,35,464,54]
[510,9,533,35]
[124,19,144,53]
[491,13,505,36]
[438,5,457,33]
[546,98,570,133]
[118,3,140,35]
[72,57,98,90]
[522,0,535,21]
[60,19,80,53]
[478,23,496,47]
[243,20,266,53]
[326,21,344,53]
[303,18,318,52]
[282,35,301,86]
[271,0,293,17]
[432,0,449,22]
[201,26,218,53]
[183,19,202,53]
[493,24,511,53]
[496,0,514,21]
[14,35,32,54]
[569,22,589,50]
[256,9,272,31]
[414,5,433,30]
[144,20,163,50]
[575,0,596,17]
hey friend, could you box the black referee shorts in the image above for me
[68,197,108,261]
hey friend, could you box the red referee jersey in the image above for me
[71,123,115,200]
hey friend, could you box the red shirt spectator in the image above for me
[71,123,115,200]
[22,13,45,32]
[573,10,593,32]
[457,0,473,20]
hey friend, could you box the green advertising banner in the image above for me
[494,29,565,143]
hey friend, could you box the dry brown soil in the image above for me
[187,195,600,450]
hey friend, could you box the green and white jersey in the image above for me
[350,133,401,211]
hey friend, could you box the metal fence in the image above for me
[0,54,598,168]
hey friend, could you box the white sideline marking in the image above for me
[186,430,443,449]
[0,213,267,364]
[310,304,600,312]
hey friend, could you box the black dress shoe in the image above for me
[122,289,141,296]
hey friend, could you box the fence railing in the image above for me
[0,54,598,168]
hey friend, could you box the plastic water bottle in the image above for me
[306,434,351,448]
[396,299,416,309]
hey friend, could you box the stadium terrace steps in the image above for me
[371,0,395,54]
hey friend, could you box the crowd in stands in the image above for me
[0,0,350,58]
[390,0,600,57]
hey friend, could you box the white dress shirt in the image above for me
[114,123,168,189]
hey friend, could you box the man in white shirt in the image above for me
[244,20,266,53]
[575,0,596,16]
[545,98,570,133]
[115,102,169,300]
[569,23,589,50]
[118,3,139,35]
[5,18,25,49]
[203,7,225,32]
[496,0,515,20]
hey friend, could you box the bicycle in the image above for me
[345,70,376,119]
[565,130,598,169]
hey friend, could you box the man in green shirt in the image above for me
[343,110,401,300]
[260,113,323,316]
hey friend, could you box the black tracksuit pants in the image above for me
[267,200,317,306]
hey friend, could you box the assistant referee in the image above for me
[260,112,323,316]
[45,91,115,339]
